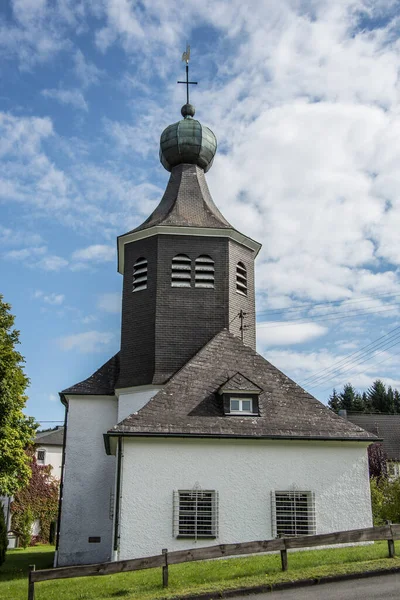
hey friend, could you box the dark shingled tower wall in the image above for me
[118,234,257,388]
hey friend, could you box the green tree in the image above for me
[0,295,37,496]
[367,379,389,413]
[394,390,400,414]
[328,388,341,412]
[339,383,359,411]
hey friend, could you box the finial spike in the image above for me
[177,45,197,106]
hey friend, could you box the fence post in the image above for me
[280,540,288,572]
[28,564,35,600]
[387,521,395,558]
[162,548,169,587]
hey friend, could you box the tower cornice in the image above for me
[117,225,261,274]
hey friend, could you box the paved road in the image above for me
[233,573,400,599]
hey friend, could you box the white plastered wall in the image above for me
[36,445,63,479]
[116,386,162,422]
[57,395,117,566]
[118,437,372,559]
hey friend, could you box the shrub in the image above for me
[370,476,400,525]
[18,507,34,549]
[12,452,59,545]
[0,506,7,566]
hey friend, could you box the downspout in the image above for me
[113,436,123,561]
[54,397,68,567]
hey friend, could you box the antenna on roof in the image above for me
[178,44,198,105]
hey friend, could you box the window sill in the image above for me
[176,535,217,539]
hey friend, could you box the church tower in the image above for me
[117,99,261,389]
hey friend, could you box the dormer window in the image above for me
[133,257,148,292]
[171,254,191,287]
[218,372,261,416]
[230,397,253,413]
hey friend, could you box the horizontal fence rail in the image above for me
[28,523,400,599]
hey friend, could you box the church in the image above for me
[56,77,376,567]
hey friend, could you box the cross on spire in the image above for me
[177,44,197,105]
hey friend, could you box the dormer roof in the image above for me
[218,372,262,395]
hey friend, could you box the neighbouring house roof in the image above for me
[35,427,64,446]
[346,413,400,461]
[62,353,120,396]
[120,164,232,235]
[108,330,377,442]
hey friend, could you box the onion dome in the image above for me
[159,104,217,173]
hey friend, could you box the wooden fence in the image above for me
[27,523,400,599]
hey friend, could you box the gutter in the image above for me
[104,431,380,453]
[54,396,68,566]
[113,437,123,557]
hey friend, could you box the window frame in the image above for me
[36,449,46,465]
[173,489,219,540]
[229,397,253,414]
[272,490,316,538]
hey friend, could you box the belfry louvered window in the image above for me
[171,254,191,287]
[132,257,148,292]
[272,491,316,538]
[236,262,247,296]
[173,489,218,539]
[195,255,215,288]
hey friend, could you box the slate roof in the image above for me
[35,427,64,446]
[122,163,232,234]
[62,353,119,396]
[346,413,400,460]
[108,330,376,441]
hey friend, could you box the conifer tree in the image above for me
[367,380,389,413]
[339,383,358,411]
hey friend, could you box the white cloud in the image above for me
[257,322,328,347]
[41,88,88,111]
[49,393,58,402]
[4,246,46,260]
[71,244,115,263]
[36,255,68,271]
[73,49,103,88]
[97,292,121,314]
[59,330,115,353]
[34,290,65,305]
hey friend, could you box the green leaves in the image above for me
[0,294,37,496]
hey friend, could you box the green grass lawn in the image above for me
[1,542,400,600]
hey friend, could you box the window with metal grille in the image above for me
[36,449,46,464]
[171,254,191,287]
[195,255,215,289]
[173,489,218,539]
[236,262,247,296]
[272,491,315,537]
[132,257,148,292]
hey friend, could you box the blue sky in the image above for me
[1,0,400,427]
